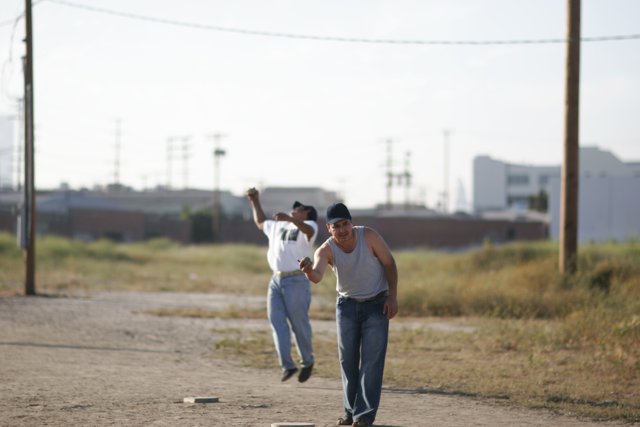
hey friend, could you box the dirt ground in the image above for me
[0,291,634,427]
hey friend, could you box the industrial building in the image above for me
[473,146,640,242]
[0,185,547,248]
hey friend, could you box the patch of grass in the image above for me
[0,233,270,294]
[2,232,639,421]
[209,319,639,422]
[144,305,335,321]
[145,306,267,320]
[0,232,21,257]
[154,304,639,421]
[404,317,640,421]
[396,240,640,322]
[211,326,341,381]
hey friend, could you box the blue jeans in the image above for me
[336,293,389,423]
[267,274,314,371]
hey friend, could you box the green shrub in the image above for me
[0,232,20,258]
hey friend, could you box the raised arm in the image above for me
[246,188,266,230]
[273,212,315,240]
[365,227,398,319]
[299,243,332,284]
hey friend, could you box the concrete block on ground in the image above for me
[183,396,219,403]
[270,423,315,427]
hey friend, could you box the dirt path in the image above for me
[0,292,632,427]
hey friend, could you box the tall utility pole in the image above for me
[442,129,451,214]
[403,151,412,209]
[181,137,191,190]
[383,139,412,210]
[15,99,24,191]
[166,137,175,189]
[208,133,227,240]
[165,136,189,190]
[23,0,36,295]
[385,138,393,209]
[560,0,581,275]
[113,119,122,185]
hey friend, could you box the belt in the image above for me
[346,290,388,303]
[274,270,304,278]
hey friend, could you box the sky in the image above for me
[0,0,639,210]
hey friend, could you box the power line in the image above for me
[1,1,48,106]
[1,15,23,103]
[0,18,18,29]
[0,0,46,28]
[42,0,640,46]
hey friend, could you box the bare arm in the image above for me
[246,188,266,230]
[299,243,332,284]
[273,212,315,240]
[365,227,399,319]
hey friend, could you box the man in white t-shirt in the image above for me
[247,188,318,383]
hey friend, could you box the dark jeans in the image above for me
[336,292,389,423]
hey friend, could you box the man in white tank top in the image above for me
[300,202,398,427]
[247,188,318,383]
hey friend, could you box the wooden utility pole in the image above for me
[560,0,581,275]
[23,0,36,295]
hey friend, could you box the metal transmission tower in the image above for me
[166,137,175,189]
[181,137,191,189]
[165,136,190,190]
[383,138,412,210]
[403,151,412,209]
[385,138,394,208]
[208,133,227,239]
[560,0,581,275]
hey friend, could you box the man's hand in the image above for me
[299,257,312,273]
[246,187,259,201]
[383,295,398,320]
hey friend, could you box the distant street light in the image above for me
[208,133,227,240]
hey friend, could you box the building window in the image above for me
[507,175,529,185]
[507,196,529,210]
[538,175,549,186]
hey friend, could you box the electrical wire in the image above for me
[1,0,47,104]
[0,17,23,103]
[43,0,640,46]
[0,18,18,29]
[0,0,46,28]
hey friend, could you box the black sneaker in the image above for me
[298,364,313,383]
[281,367,298,382]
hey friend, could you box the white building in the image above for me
[473,147,640,242]
[473,155,558,213]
